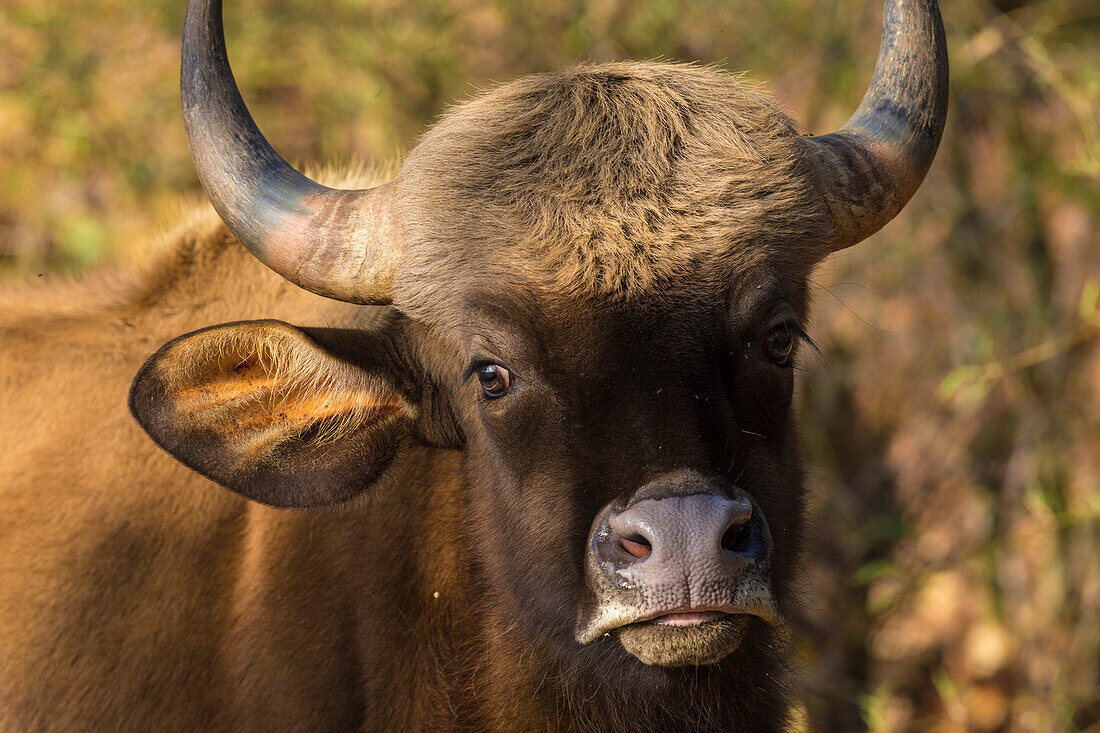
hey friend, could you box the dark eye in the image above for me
[764,326,795,366]
[477,364,512,398]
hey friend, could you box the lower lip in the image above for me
[652,611,729,627]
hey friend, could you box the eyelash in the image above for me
[785,322,814,349]
[738,322,814,363]
[776,322,820,370]
[462,360,493,382]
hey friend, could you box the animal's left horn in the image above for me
[806,0,948,250]
[181,0,400,304]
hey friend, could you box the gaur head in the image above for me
[131,0,946,669]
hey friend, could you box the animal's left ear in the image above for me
[129,319,438,508]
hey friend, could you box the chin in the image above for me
[614,613,752,667]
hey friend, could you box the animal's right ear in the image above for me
[129,320,428,508]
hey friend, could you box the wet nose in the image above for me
[599,492,768,574]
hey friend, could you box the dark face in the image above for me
[165,0,947,691]
[432,268,808,667]
[131,259,811,671]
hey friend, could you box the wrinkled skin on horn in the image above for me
[183,0,947,304]
[807,0,949,249]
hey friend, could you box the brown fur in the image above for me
[164,321,406,448]
[390,62,831,322]
[0,63,833,730]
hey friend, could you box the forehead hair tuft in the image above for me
[396,61,832,307]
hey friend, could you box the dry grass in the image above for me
[1,0,1097,728]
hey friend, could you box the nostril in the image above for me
[721,519,755,555]
[619,534,652,559]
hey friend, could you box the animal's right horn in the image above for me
[181,0,400,305]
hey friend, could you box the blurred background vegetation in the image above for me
[1,0,1097,728]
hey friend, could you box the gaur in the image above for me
[0,0,946,729]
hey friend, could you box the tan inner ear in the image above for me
[160,323,408,458]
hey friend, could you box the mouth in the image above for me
[641,610,733,627]
[577,594,784,645]
[577,600,786,667]
[614,611,754,667]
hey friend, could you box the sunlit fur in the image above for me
[0,64,828,730]
[0,181,413,728]
[392,62,832,322]
[154,320,406,448]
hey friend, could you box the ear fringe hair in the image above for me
[166,323,406,449]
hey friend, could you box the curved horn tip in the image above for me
[812,0,949,250]
[180,0,399,305]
